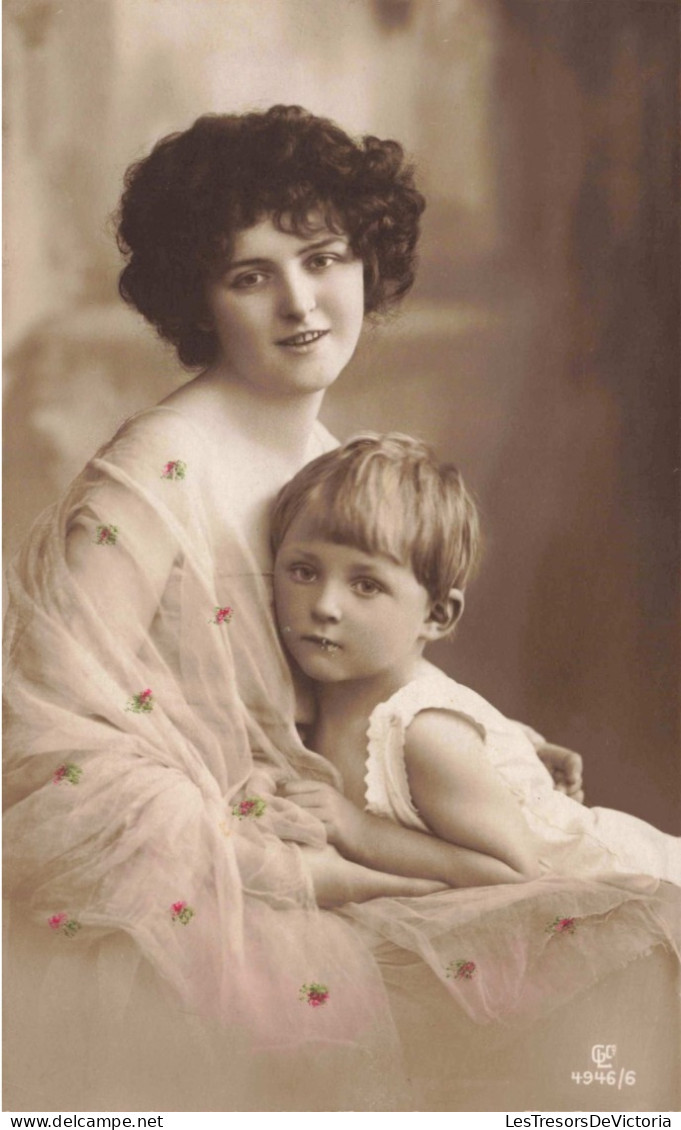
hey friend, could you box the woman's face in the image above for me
[204,215,365,397]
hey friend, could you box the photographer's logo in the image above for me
[591,1039,618,1066]
[591,1044,616,1067]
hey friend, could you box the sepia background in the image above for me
[4,0,679,832]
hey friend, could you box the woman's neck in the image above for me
[165,367,325,469]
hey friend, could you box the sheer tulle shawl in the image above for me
[2,409,400,1076]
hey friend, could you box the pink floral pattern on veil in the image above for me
[94,524,118,545]
[170,901,195,925]
[546,915,577,935]
[161,460,187,481]
[212,606,234,625]
[48,913,81,938]
[126,688,154,714]
[446,959,477,981]
[52,763,83,785]
[299,982,329,1007]
[232,797,267,819]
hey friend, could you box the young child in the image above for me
[271,433,681,888]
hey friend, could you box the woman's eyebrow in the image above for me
[298,235,349,255]
[228,236,348,272]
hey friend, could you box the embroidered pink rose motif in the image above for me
[161,460,187,481]
[446,959,477,981]
[211,606,234,625]
[546,916,577,935]
[170,901,195,926]
[299,982,329,1007]
[126,688,154,714]
[232,796,267,820]
[52,763,83,785]
[48,913,81,938]
[94,524,118,546]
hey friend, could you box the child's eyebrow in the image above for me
[280,540,403,570]
[280,544,322,562]
[343,553,404,574]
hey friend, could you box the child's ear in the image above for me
[422,588,465,641]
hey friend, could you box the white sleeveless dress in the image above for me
[363,667,681,883]
[339,667,681,1030]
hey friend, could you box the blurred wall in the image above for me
[4,0,679,831]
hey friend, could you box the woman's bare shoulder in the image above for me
[92,405,207,474]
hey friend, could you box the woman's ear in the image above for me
[422,588,465,641]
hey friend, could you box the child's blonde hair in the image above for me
[271,432,481,604]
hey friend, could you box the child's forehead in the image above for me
[283,530,374,559]
[276,498,419,567]
[279,521,404,569]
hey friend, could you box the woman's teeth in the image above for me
[320,638,340,653]
[280,330,327,346]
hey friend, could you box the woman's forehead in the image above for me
[230,210,347,258]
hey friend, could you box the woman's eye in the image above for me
[307,253,339,272]
[289,564,316,583]
[231,270,267,290]
[352,578,382,597]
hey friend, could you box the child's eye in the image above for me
[289,564,317,583]
[352,577,383,597]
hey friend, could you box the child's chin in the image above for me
[296,655,346,682]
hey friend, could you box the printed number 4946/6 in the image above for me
[571,1070,636,1086]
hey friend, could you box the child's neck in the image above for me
[313,658,427,731]
[310,660,429,809]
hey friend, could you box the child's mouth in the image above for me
[302,635,341,654]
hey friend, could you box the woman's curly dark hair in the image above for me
[115,105,425,367]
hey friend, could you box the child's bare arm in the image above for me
[283,713,540,888]
[403,710,541,881]
[299,844,447,907]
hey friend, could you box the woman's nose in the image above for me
[278,269,317,320]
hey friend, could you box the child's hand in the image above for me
[281,780,366,851]
[537,744,585,803]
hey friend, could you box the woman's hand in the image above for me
[281,779,367,853]
[513,723,585,803]
[537,744,585,803]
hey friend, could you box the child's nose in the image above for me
[311,584,342,623]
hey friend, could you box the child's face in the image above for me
[273,517,434,689]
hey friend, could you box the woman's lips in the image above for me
[276,329,329,348]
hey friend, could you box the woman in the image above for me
[4,105,438,1113]
[6,105,646,1114]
